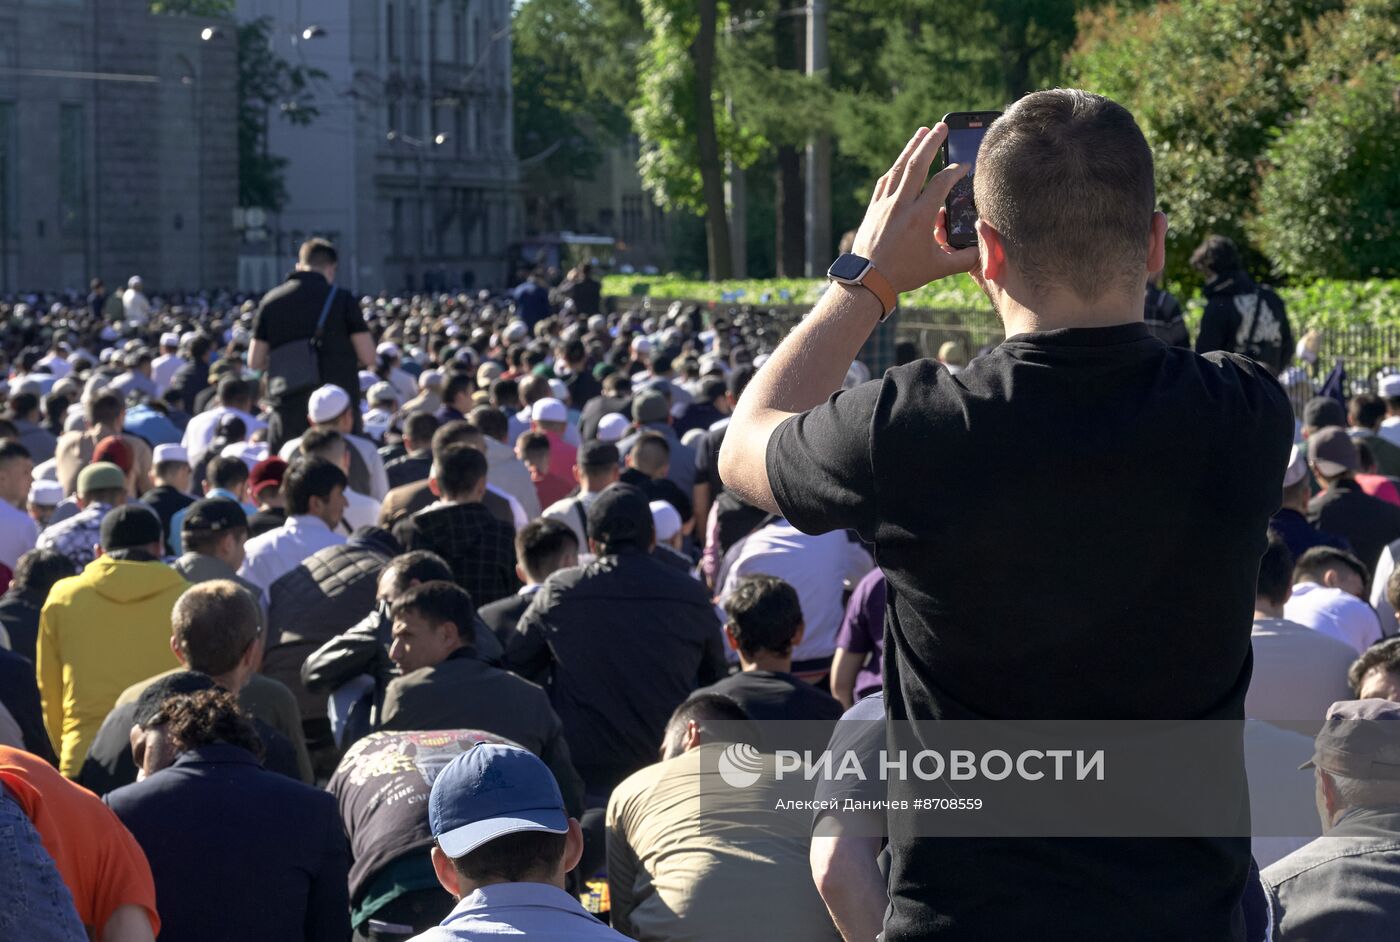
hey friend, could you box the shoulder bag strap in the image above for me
[312,285,337,347]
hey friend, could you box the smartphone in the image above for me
[940,111,1002,250]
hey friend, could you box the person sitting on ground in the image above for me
[1284,546,1384,654]
[0,548,76,664]
[529,397,578,484]
[414,744,628,942]
[607,694,841,942]
[279,384,389,501]
[1349,637,1400,702]
[1307,426,1400,573]
[621,430,693,528]
[1261,699,1400,939]
[478,518,580,648]
[37,504,187,776]
[379,421,525,531]
[506,483,726,795]
[238,457,348,602]
[299,427,382,532]
[1270,443,1350,562]
[465,404,542,520]
[104,688,350,942]
[1247,536,1357,725]
[140,444,195,556]
[377,580,583,814]
[385,411,440,489]
[37,462,129,569]
[694,574,844,724]
[167,454,256,556]
[542,440,622,550]
[518,430,572,510]
[247,456,288,537]
[0,744,159,942]
[393,443,520,607]
[78,588,309,795]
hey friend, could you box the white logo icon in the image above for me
[717,742,764,789]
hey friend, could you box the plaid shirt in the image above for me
[393,501,520,607]
[36,503,111,570]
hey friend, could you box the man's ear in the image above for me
[516,563,527,584]
[169,635,185,665]
[1146,211,1169,279]
[976,220,1008,284]
[723,624,741,653]
[430,846,462,898]
[792,622,806,646]
[428,477,441,498]
[1321,568,1341,590]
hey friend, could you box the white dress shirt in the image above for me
[238,514,346,603]
[0,498,38,571]
[341,489,381,532]
[717,520,873,663]
[1369,540,1400,636]
[151,353,186,395]
[1283,581,1384,654]
[279,433,389,502]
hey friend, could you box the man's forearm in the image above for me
[721,285,881,511]
[811,833,887,942]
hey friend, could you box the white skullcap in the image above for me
[27,480,63,506]
[376,341,401,359]
[152,444,189,465]
[308,384,352,424]
[548,378,569,403]
[160,332,180,348]
[503,321,529,343]
[368,381,397,404]
[597,413,630,443]
[650,500,682,542]
[128,275,143,288]
[1380,375,1400,399]
[1283,444,1309,489]
[531,398,567,423]
[419,369,444,389]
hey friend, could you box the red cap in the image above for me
[248,456,288,497]
[92,435,133,474]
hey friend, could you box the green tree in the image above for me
[1070,0,1340,282]
[237,17,325,210]
[1249,0,1400,279]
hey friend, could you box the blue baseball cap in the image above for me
[428,744,569,859]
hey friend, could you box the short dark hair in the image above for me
[217,376,251,408]
[147,688,263,760]
[516,519,578,583]
[391,580,476,645]
[0,440,31,467]
[88,391,124,427]
[1256,536,1294,608]
[449,829,566,885]
[432,443,488,499]
[490,377,519,408]
[207,455,250,491]
[300,426,346,462]
[431,419,483,457]
[8,392,39,420]
[467,405,508,443]
[283,457,347,515]
[976,89,1155,302]
[9,548,77,599]
[171,581,261,675]
[1189,234,1242,278]
[404,411,440,449]
[630,431,669,476]
[1294,545,1370,589]
[443,371,475,406]
[298,237,337,268]
[723,574,804,658]
[664,693,758,748]
[189,334,213,361]
[1349,637,1400,697]
[516,431,550,465]
[602,373,631,396]
[1350,393,1388,430]
[385,550,454,589]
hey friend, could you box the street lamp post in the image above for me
[387,130,446,291]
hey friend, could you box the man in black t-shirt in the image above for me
[720,90,1293,941]
[248,238,375,451]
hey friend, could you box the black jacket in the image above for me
[167,359,210,415]
[105,744,350,942]
[1195,270,1292,375]
[479,591,534,649]
[378,648,584,815]
[384,451,432,489]
[140,484,196,555]
[264,535,397,721]
[0,591,43,664]
[0,647,57,764]
[1308,477,1400,573]
[394,501,519,607]
[505,548,727,794]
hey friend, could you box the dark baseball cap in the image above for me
[182,497,248,536]
[1303,396,1347,431]
[1308,425,1359,477]
[134,671,217,727]
[586,483,654,550]
[1302,698,1400,780]
[429,744,569,859]
[99,504,163,551]
[578,440,620,471]
[632,390,670,425]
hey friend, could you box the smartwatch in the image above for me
[827,254,897,321]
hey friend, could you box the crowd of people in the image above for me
[0,88,1397,942]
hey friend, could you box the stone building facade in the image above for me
[0,0,238,294]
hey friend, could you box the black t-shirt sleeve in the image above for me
[252,304,270,341]
[766,380,883,539]
[341,293,369,336]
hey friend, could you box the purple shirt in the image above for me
[836,567,886,700]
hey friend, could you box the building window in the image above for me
[387,2,397,61]
[467,14,478,65]
[58,103,85,236]
[392,198,404,256]
[454,105,465,157]
[406,3,418,62]
[453,9,464,63]
[467,100,479,153]
[406,95,421,137]
[0,101,16,239]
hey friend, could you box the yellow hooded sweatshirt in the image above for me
[36,555,188,776]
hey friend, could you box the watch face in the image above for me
[828,254,871,282]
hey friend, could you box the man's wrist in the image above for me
[829,281,885,320]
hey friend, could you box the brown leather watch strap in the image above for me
[860,264,897,317]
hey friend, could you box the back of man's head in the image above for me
[976,89,1154,303]
[404,411,441,451]
[433,443,489,501]
[10,548,77,598]
[516,519,579,584]
[630,431,670,478]
[432,420,484,458]
[283,456,347,516]
[87,391,124,428]
[1189,234,1242,279]
[1348,637,1400,699]
[298,237,337,270]
[1255,537,1294,609]
[443,372,475,408]
[207,455,250,494]
[1349,393,1388,432]
[467,405,509,444]
[1294,546,1369,591]
[300,426,347,466]
[661,694,757,759]
[385,550,454,596]
[171,580,261,676]
[217,376,251,410]
[723,574,805,659]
